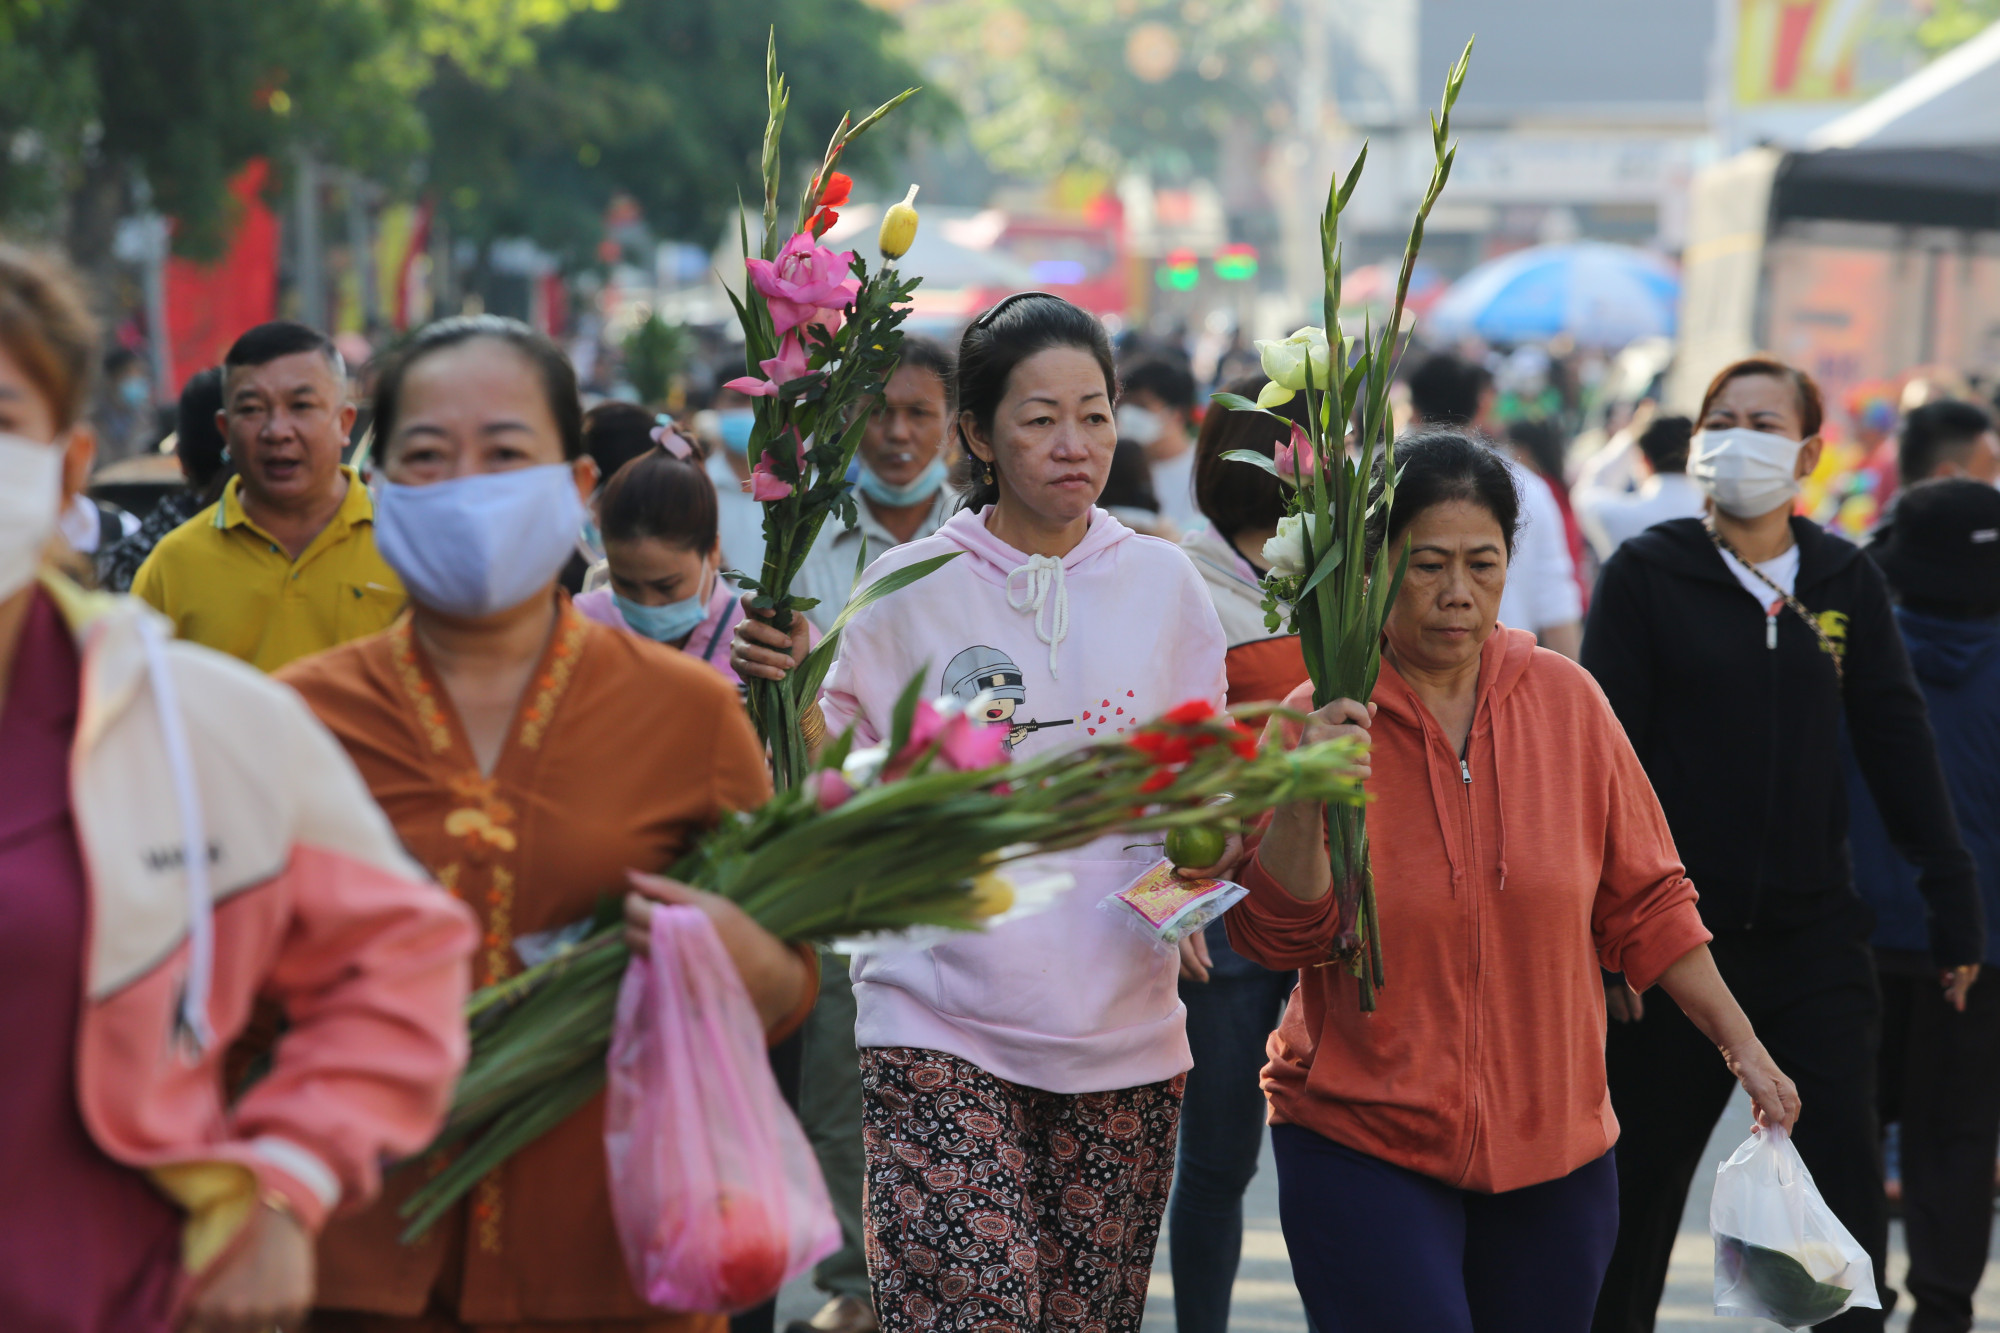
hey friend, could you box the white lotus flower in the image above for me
[1254,326,1333,404]
[1262,511,1320,578]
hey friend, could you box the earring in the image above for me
[981,459,996,485]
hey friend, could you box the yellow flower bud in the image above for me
[966,870,1015,918]
[879,184,920,261]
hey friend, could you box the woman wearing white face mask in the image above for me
[278,316,816,1333]
[1584,356,1983,1333]
[0,246,478,1333]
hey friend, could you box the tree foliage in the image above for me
[421,0,944,264]
[0,0,604,261]
[894,0,1282,181]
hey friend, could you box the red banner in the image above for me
[165,158,279,387]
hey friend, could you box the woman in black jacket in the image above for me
[1584,356,1984,1333]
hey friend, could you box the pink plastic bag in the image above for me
[605,905,840,1312]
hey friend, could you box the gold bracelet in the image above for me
[800,701,828,751]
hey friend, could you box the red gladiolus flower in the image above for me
[810,206,840,237]
[1139,769,1177,794]
[1164,700,1216,726]
[819,171,853,209]
[1130,731,1194,765]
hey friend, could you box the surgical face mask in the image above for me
[614,569,710,644]
[856,455,946,508]
[1689,427,1804,519]
[0,434,63,598]
[577,511,606,566]
[1115,403,1164,446]
[118,376,150,410]
[372,463,584,618]
[717,408,755,457]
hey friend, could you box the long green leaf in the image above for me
[1297,537,1346,601]
[1222,448,1281,477]
[792,553,961,704]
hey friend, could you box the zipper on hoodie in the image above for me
[1453,731,1484,1185]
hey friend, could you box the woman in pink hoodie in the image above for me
[736,293,1229,1333]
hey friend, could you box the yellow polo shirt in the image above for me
[131,465,406,672]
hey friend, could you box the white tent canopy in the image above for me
[1807,20,2000,150]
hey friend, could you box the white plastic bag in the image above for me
[1710,1125,1880,1328]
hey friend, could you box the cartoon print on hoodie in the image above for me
[821,505,1228,1094]
[943,644,1074,751]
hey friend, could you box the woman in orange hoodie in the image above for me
[1228,430,1798,1333]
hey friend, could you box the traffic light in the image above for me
[1214,243,1259,281]
[1156,248,1200,292]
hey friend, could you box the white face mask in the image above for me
[1689,427,1804,519]
[372,463,585,618]
[1115,403,1164,446]
[0,434,63,599]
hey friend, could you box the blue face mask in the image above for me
[717,409,755,457]
[119,376,151,410]
[614,570,710,644]
[372,464,585,618]
[856,456,946,508]
[577,512,606,566]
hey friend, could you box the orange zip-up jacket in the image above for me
[1227,626,1712,1193]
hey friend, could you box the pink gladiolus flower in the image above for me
[1274,424,1316,484]
[721,332,812,399]
[884,699,1008,780]
[937,711,1008,771]
[749,457,792,501]
[746,232,860,338]
[748,429,809,503]
[810,768,855,812]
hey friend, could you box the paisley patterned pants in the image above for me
[859,1047,1184,1333]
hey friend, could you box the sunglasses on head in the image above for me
[970,291,1063,331]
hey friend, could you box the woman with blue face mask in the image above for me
[278,315,816,1333]
[570,429,790,684]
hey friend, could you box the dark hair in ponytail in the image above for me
[598,444,719,552]
[954,293,1116,512]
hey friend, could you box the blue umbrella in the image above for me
[1426,242,1680,347]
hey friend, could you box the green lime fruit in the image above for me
[1166,825,1228,871]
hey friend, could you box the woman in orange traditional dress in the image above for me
[284,315,814,1333]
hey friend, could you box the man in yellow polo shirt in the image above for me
[133,321,404,671]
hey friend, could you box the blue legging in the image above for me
[1272,1123,1619,1333]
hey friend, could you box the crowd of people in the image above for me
[5,229,2000,1333]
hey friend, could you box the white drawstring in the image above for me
[136,616,215,1058]
[1005,554,1070,677]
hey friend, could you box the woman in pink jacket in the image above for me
[737,293,1231,1333]
[0,244,478,1333]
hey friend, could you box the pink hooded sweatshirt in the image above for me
[820,506,1227,1094]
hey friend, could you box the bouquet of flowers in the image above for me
[396,685,1364,1240]
[723,35,931,789]
[1212,39,1471,1011]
